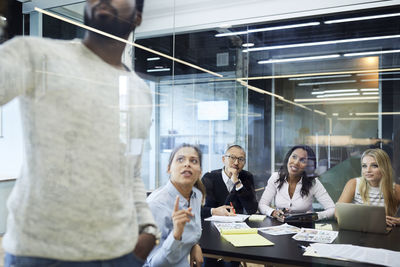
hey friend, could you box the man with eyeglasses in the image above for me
[201,145,258,218]
[201,145,257,267]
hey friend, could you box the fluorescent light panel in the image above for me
[311,89,358,95]
[244,34,400,52]
[324,13,400,24]
[258,54,339,64]
[298,80,356,86]
[360,88,379,91]
[147,68,171,72]
[294,96,379,102]
[147,57,161,61]
[316,92,360,98]
[289,74,352,81]
[362,92,379,95]
[361,78,400,82]
[344,49,400,57]
[215,22,320,37]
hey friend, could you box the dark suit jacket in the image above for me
[201,169,258,218]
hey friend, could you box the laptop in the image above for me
[335,203,391,234]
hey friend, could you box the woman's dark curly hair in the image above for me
[276,145,317,197]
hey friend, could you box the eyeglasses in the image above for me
[225,155,246,163]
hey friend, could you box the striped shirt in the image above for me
[353,178,384,206]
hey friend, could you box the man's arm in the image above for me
[0,37,33,105]
[235,171,258,214]
[201,173,218,218]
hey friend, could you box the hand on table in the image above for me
[386,216,400,227]
[211,205,235,216]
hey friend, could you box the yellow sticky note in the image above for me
[315,223,333,231]
[249,214,266,222]
[221,233,274,247]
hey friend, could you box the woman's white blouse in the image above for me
[258,172,335,220]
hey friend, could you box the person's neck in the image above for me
[288,174,301,184]
[171,180,192,201]
[83,32,128,70]
[223,167,231,178]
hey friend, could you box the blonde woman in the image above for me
[337,148,400,227]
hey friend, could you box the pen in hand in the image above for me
[230,202,236,215]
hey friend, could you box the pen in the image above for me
[297,244,307,251]
[230,202,236,215]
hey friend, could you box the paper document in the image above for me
[305,243,400,267]
[248,214,266,222]
[204,214,249,222]
[292,228,338,243]
[258,223,300,235]
[221,228,274,247]
[214,222,250,233]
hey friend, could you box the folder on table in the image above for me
[220,228,274,247]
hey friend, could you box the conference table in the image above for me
[199,217,400,267]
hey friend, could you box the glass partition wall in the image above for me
[31,3,400,200]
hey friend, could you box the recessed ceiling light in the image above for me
[147,57,161,61]
[289,74,352,81]
[362,92,379,95]
[258,54,340,64]
[311,89,358,95]
[244,34,400,52]
[324,13,400,24]
[147,68,171,73]
[294,96,379,102]
[316,92,360,98]
[242,43,254,48]
[360,88,379,92]
[215,22,320,37]
[344,49,400,57]
[298,80,356,86]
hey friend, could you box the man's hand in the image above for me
[226,167,239,182]
[190,244,203,267]
[211,205,235,216]
[133,233,156,261]
[172,196,193,240]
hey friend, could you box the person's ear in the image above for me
[133,11,142,27]
[167,165,171,174]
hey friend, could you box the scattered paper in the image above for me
[258,223,300,235]
[292,228,338,243]
[305,243,400,267]
[213,222,250,233]
[204,214,250,222]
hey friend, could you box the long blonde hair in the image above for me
[359,149,398,216]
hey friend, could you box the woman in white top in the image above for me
[337,148,400,227]
[259,145,335,220]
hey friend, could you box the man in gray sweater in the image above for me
[0,0,158,266]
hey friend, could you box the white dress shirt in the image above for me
[258,172,335,220]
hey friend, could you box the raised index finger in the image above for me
[174,195,180,212]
